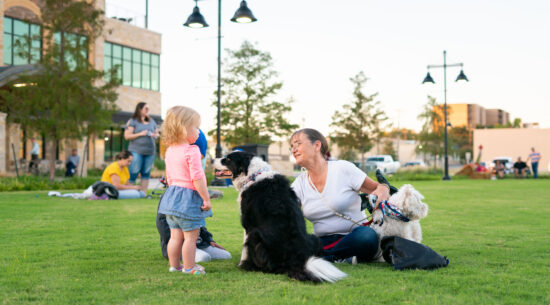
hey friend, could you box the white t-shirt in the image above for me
[292,160,367,236]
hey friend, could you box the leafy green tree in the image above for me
[330,71,387,170]
[449,126,472,163]
[0,0,120,180]
[416,96,445,171]
[211,41,298,147]
[381,139,397,161]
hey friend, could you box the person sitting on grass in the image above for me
[493,160,505,179]
[513,156,527,178]
[101,151,146,199]
[157,210,231,263]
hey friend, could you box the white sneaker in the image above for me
[335,256,357,265]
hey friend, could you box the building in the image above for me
[436,103,511,129]
[473,128,549,173]
[485,108,511,126]
[446,103,486,129]
[0,0,162,175]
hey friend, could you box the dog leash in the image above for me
[306,171,369,232]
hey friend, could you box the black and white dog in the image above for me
[214,151,347,283]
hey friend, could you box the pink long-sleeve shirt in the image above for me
[164,143,205,190]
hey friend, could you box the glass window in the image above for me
[112,44,122,59]
[142,52,150,65]
[132,61,141,88]
[112,58,122,80]
[13,20,28,36]
[4,17,42,65]
[152,67,159,91]
[4,35,12,65]
[30,24,40,37]
[123,60,132,86]
[104,42,111,56]
[152,54,159,67]
[13,36,27,65]
[4,17,12,33]
[142,65,150,90]
[104,42,159,91]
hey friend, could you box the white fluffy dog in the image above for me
[370,184,428,259]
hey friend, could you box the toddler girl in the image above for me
[158,106,212,275]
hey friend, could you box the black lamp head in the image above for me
[422,72,435,84]
[184,4,209,28]
[231,0,257,23]
[456,69,469,82]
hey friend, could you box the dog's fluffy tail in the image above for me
[304,257,347,283]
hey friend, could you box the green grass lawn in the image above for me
[1,179,549,305]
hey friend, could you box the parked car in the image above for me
[365,155,401,174]
[490,157,514,174]
[403,160,427,168]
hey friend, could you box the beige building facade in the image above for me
[473,128,549,173]
[0,0,162,175]
[485,108,510,126]
[447,103,487,129]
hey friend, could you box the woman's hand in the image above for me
[372,183,391,208]
[201,200,212,211]
[210,241,226,250]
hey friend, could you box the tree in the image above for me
[449,126,472,163]
[211,41,298,147]
[416,96,445,171]
[381,139,397,161]
[330,71,387,170]
[0,0,120,180]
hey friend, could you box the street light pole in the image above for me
[443,50,449,180]
[184,0,257,158]
[422,50,469,180]
[216,0,222,158]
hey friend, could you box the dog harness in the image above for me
[374,200,410,225]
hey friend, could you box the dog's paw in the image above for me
[238,260,258,271]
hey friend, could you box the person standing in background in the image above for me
[124,102,159,192]
[65,148,80,177]
[29,137,40,173]
[527,147,542,179]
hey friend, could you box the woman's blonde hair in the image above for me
[161,106,200,146]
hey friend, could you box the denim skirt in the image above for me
[158,185,213,220]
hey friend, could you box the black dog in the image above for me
[214,151,347,283]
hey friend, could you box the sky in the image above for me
[106,0,550,138]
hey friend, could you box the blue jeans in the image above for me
[532,162,539,179]
[319,226,379,262]
[118,189,146,199]
[129,152,155,182]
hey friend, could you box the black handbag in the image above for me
[381,236,449,270]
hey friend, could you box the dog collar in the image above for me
[241,167,271,191]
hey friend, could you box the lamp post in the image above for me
[422,50,469,180]
[183,0,257,158]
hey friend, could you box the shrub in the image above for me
[0,175,99,192]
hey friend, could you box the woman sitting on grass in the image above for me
[101,151,146,199]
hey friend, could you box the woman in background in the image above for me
[124,102,159,192]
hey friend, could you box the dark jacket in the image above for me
[156,201,215,259]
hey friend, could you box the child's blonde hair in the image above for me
[161,106,200,146]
